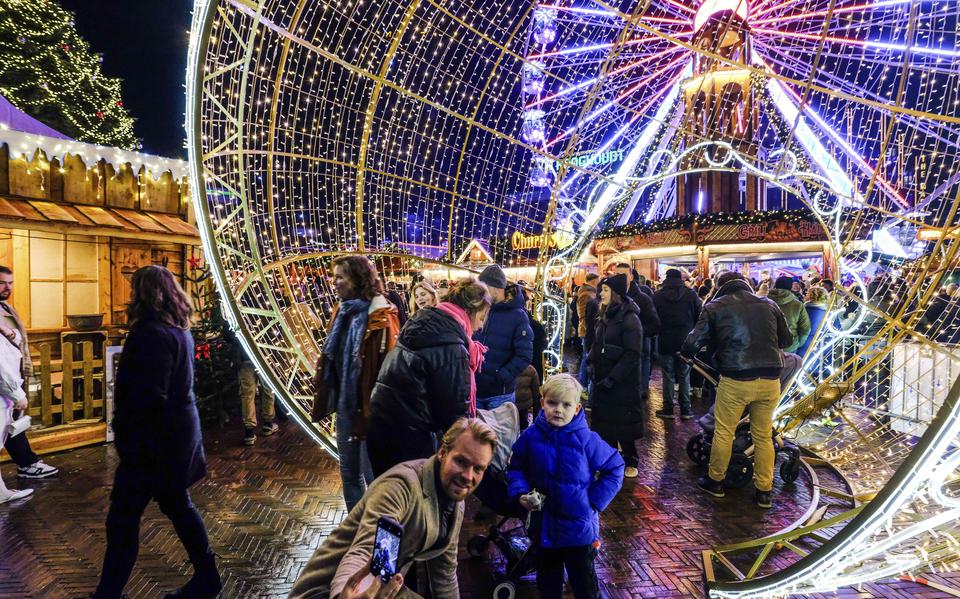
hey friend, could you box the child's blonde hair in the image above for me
[540,373,582,404]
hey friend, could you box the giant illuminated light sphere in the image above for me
[186,0,960,596]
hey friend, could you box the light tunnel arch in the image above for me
[186,0,960,595]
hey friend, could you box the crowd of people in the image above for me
[9,252,954,599]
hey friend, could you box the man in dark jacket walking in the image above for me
[681,271,793,509]
[475,265,534,410]
[653,269,702,419]
[616,263,660,399]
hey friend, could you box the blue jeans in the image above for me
[577,339,590,388]
[477,392,515,411]
[336,411,374,512]
[640,337,652,394]
[659,353,691,414]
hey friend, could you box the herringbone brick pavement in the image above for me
[3,374,958,598]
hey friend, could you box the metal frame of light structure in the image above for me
[185,0,335,455]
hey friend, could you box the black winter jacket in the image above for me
[369,306,472,435]
[627,282,661,338]
[653,278,702,354]
[113,315,206,491]
[681,279,793,378]
[589,299,644,440]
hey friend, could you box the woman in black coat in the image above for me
[589,273,644,478]
[366,278,491,476]
[93,266,220,599]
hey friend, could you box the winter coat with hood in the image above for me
[626,281,661,338]
[653,278,702,355]
[588,298,644,439]
[514,364,541,412]
[681,279,793,378]
[368,306,473,437]
[508,409,624,548]
[473,290,534,399]
[767,288,811,353]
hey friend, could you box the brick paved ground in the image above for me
[2,373,958,598]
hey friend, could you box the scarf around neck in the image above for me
[436,302,486,417]
[323,297,371,415]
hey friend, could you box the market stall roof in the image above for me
[0,95,71,140]
[0,194,200,245]
[0,94,189,180]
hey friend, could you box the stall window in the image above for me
[29,232,99,329]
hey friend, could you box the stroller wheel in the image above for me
[467,534,489,558]
[686,433,710,466]
[780,458,801,484]
[725,453,754,488]
[493,580,516,599]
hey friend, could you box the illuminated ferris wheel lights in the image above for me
[547,53,691,148]
[750,0,912,25]
[522,61,546,96]
[532,8,559,46]
[521,109,548,144]
[753,29,960,59]
[526,46,687,110]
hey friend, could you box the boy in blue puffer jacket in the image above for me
[508,374,624,599]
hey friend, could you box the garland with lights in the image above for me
[596,207,879,240]
[0,0,137,148]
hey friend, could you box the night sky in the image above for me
[58,0,193,159]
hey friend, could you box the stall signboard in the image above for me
[511,230,574,251]
[594,213,828,254]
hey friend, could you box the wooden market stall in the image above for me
[0,117,202,456]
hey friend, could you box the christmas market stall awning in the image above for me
[0,195,200,245]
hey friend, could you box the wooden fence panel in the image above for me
[39,343,52,427]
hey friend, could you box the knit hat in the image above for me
[665,268,683,280]
[478,264,507,289]
[774,275,794,291]
[716,271,743,288]
[600,273,628,299]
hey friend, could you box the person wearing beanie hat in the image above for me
[767,276,810,353]
[478,264,508,298]
[473,264,534,410]
[590,274,644,478]
[599,273,628,299]
[653,268,702,419]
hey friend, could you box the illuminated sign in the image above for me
[511,230,574,251]
[569,149,625,169]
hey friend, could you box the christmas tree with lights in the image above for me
[0,0,137,148]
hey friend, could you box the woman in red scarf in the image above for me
[367,279,491,477]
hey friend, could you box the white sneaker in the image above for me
[17,460,58,479]
[624,466,639,478]
[0,488,34,503]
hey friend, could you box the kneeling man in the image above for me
[290,417,498,599]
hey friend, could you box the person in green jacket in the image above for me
[767,276,811,353]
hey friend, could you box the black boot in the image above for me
[163,553,221,599]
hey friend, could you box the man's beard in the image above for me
[0,292,10,301]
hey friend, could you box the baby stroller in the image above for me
[683,354,805,487]
[469,403,538,599]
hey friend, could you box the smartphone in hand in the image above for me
[370,516,403,583]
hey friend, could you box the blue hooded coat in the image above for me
[508,410,624,548]
[474,290,534,399]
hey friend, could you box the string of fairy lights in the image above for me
[188,0,960,594]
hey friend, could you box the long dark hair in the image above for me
[126,265,193,329]
[331,256,383,301]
